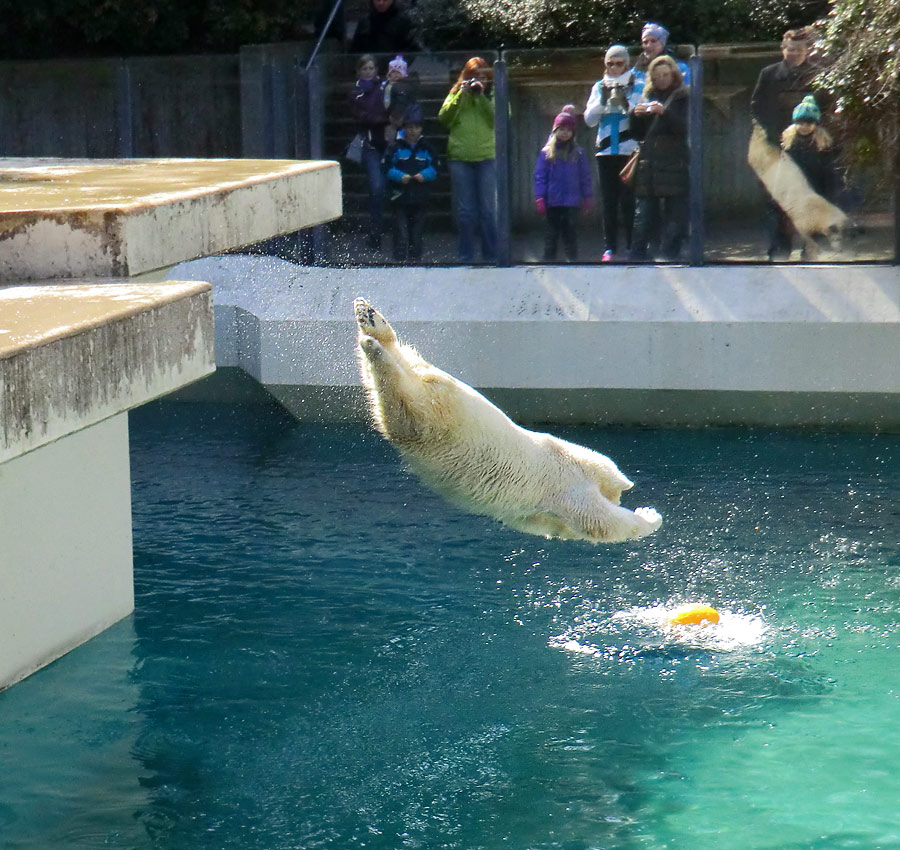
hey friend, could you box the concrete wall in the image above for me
[0,415,134,690]
[0,280,217,690]
[169,256,900,430]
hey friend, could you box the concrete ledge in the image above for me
[0,158,342,280]
[168,257,900,430]
[0,281,215,462]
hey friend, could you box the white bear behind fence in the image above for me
[354,298,662,544]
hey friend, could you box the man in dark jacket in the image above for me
[351,0,421,55]
[751,28,821,144]
[750,27,824,259]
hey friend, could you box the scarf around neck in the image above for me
[602,68,634,86]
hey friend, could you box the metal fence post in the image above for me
[688,54,704,266]
[493,59,511,267]
[894,167,900,265]
[260,61,275,158]
[116,60,134,158]
[271,60,289,158]
[307,61,328,263]
[307,61,324,161]
[295,60,311,160]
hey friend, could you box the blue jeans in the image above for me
[449,159,497,263]
[362,144,384,239]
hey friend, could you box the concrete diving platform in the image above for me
[0,158,341,280]
[0,281,214,689]
[0,156,341,691]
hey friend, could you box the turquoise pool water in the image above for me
[1,403,898,849]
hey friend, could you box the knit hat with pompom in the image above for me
[792,95,821,123]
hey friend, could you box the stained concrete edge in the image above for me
[0,159,342,280]
[0,281,216,462]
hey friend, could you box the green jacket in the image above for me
[438,87,495,162]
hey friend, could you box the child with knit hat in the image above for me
[385,103,437,262]
[783,95,832,155]
[383,55,415,144]
[780,95,842,258]
[533,109,594,262]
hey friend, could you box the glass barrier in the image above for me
[699,44,895,264]
[128,56,242,158]
[308,43,897,268]
[0,59,123,158]
[1,45,893,266]
[0,55,244,159]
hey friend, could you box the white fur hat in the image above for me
[605,44,629,63]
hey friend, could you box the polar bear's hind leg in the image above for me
[355,298,397,346]
[356,298,435,443]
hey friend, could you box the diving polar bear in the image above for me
[354,298,662,544]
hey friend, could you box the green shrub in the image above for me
[411,0,830,49]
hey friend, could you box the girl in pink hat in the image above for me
[533,109,594,262]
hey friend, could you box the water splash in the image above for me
[550,603,767,660]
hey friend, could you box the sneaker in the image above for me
[601,250,614,262]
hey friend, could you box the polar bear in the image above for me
[354,298,662,544]
[747,122,849,260]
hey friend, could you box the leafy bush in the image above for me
[411,0,830,49]
[815,0,900,160]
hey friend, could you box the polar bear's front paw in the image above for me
[354,298,397,344]
[360,335,384,359]
[633,506,663,536]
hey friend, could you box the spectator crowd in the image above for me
[341,5,843,265]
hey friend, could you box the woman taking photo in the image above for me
[584,44,640,262]
[628,55,690,262]
[438,57,497,264]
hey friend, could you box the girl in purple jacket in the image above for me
[534,110,594,261]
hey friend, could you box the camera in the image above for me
[465,78,484,94]
[599,80,633,115]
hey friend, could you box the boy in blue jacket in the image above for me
[385,104,437,262]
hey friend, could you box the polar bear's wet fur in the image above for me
[748,123,849,260]
[354,298,662,544]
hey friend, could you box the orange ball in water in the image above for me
[669,604,720,626]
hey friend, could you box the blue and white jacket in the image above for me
[584,69,642,157]
[385,135,437,206]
